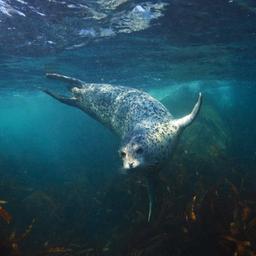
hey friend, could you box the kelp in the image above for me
[184,179,256,256]
[1,164,256,256]
[0,205,12,224]
[0,215,36,256]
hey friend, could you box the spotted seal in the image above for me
[43,73,202,221]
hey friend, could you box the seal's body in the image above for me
[44,73,202,171]
[43,73,202,221]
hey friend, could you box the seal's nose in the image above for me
[129,162,134,168]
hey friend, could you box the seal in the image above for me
[43,73,202,221]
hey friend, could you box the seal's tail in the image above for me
[46,73,84,88]
[174,92,202,129]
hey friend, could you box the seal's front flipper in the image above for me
[174,93,202,129]
[42,88,77,107]
[146,172,163,222]
[46,73,84,88]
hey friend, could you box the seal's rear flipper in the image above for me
[46,73,84,88]
[41,88,77,107]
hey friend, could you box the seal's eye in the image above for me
[136,147,143,154]
[120,151,126,158]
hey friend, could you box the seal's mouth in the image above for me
[122,157,142,170]
[123,163,141,171]
[122,161,148,174]
[120,161,160,176]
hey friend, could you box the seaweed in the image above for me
[0,204,12,224]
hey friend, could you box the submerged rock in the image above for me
[161,92,231,162]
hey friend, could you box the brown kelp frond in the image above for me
[0,205,12,224]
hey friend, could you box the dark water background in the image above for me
[0,0,256,255]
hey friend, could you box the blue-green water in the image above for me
[0,1,256,255]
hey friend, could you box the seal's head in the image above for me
[119,130,168,172]
[119,134,146,170]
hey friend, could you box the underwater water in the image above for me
[0,0,256,255]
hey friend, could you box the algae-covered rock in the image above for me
[161,92,231,162]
